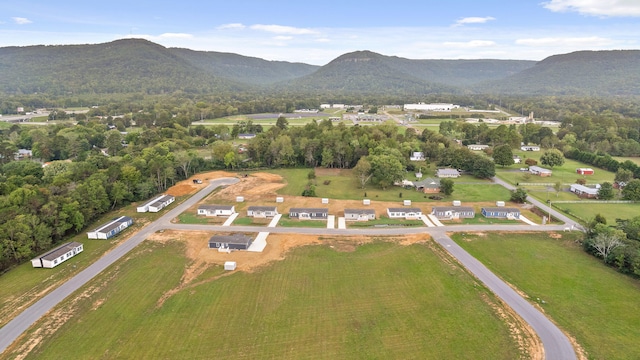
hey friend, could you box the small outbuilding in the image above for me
[209,234,253,250]
[87,216,133,239]
[247,206,279,218]
[481,207,521,219]
[576,168,594,175]
[31,242,83,268]
[197,205,236,217]
[289,208,328,220]
[224,261,237,271]
[344,209,376,221]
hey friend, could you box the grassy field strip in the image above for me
[453,232,640,359]
[8,240,526,359]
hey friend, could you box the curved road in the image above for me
[0,176,577,359]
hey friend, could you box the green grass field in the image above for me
[453,232,640,360]
[10,240,525,360]
[553,202,640,224]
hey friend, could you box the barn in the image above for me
[31,242,83,268]
[481,207,521,219]
[576,168,594,175]
[289,208,328,220]
[209,234,253,250]
[87,216,133,239]
[344,209,376,221]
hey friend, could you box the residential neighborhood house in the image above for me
[431,206,475,220]
[87,216,133,239]
[387,207,422,219]
[247,206,279,218]
[289,208,329,220]
[137,194,175,213]
[413,178,441,193]
[209,234,253,250]
[570,184,600,198]
[481,207,521,219]
[31,242,83,268]
[344,209,376,221]
[410,151,425,161]
[521,145,541,151]
[197,205,236,217]
[467,144,489,151]
[529,166,553,177]
[436,168,461,178]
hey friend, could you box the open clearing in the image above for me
[453,231,640,360]
[3,234,535,360]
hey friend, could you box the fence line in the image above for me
[552,200,635,204]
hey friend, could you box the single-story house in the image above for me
[414,178,441,193]
[197,205,236,217]
[513,155,522,164]
[137,194,175,213]
[529,166,552,177]
[387,207,422,219]
[576,168,594,175]
[31,242,83,268]
[247,206,279,218]
[467,144,489,151]
[481,207,521,219]
[521,145,541,151]
[431,206,475,220]
[570,184,599,198]
[344,208,376,221]
[436,168,461,178]
[410,151,425,161]
[289,208,328,220]
[16,149,33,159]
[87,216,133,239]
[208,234,253,250]
[238,133,256,139]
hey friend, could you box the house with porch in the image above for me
[197,205,236,217]
[31,242,84,268]
[431,206,475,220]
[344,209,376,221]
[247,206,279,218]
[481,207,521,219]
[414,178,440,193]
[289,208,328,220]
[208,234,253,250]
[386,207,422,219]
[87,216,133,239]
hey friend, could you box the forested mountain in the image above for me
[170,48,319,85]
[0,39,639,96]
[480,50,640,96]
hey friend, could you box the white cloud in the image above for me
[443,40,497,48]
[217,23,245,30]
[542,0,640,17]
[454,16,495,26]
[274,36,293,40]
[315,38,331,43]
[516,36,614,47]
[250,24,317,35]
[12,17,32,25]
[158,33,193,39]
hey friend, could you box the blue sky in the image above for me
[1,0,639,65]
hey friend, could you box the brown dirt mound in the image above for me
[165,171,238,196]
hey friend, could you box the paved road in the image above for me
[0,177,239,354]
[0,176,579,359]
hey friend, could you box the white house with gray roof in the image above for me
[344,209,376,221]
[387,207,422,219]
[87,216,133,239]
[197,205,236,217]
[436,168,461,178]
[137,194,175,213]
[247,206,279,218]
[31,242,83,268]
[431,206,475,220]
[289,208,328,220]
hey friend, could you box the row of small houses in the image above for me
[197,205,521,221]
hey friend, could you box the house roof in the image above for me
[209,234,252,245]
[414,178,440,189]
[529,165,552,173]
[289,208,328,213]
[436,168,460,175]
[247,206,277,212]
[432,206,475,212]
[36,242,83,261]
[387,207,422,213]
[570,184,599,194]
[482,207,520,213]
[149,195,174,207]
[344,208,376,215]
[199,205,234,211]
[91,216,132,234]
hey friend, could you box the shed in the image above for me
[209,234,253,250]
[496,201,505,207]
[322,198,329,204]
[224,261,237,271]
[576,168,594,175]
[276,197,284,203]
[363,199,371,205]
[236,196,244,202]
[452,200,461,206]
[403,200,412,206]
[344,209,376,221]
[31,242,83,268]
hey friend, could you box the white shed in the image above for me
[363,199,371,205]
[224,261,237,271]
[403,200,412,206]
[452,200,461,206]
[276,197,284,203]
[236,196,244,202]
[322,198,329,204]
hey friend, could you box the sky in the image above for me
[1,0,639,65]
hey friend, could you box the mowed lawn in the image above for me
[14,240,524,360]
[453,232,640,360]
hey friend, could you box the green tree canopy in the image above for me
[540,149,565,168]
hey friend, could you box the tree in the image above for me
[524,158,537,167]
[492,144,514,167]
[553,181,563,197]
[540,149,565,168]
[368,154,404,189]
[353,157,373,189]
[223,151,238,169]
[591,232,624,260]
[510,188,528,203]
[440,178,454,196]
[275,116,289,130]
[105,131,122,156]
[622,179,640,200]
[597,182,615,200]
[472,157,496,179]
[615,168,633,184]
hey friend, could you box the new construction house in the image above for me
[136,194,175,213]
[431,206,475,220]
[197,205,235,216]
[31,242,84,268]
[289,208,328,220]
[208,234,253,250]
[247,206,279,218]
[87,216,133,239]
[344,209,376,221]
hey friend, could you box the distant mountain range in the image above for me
[1,38,639,97]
